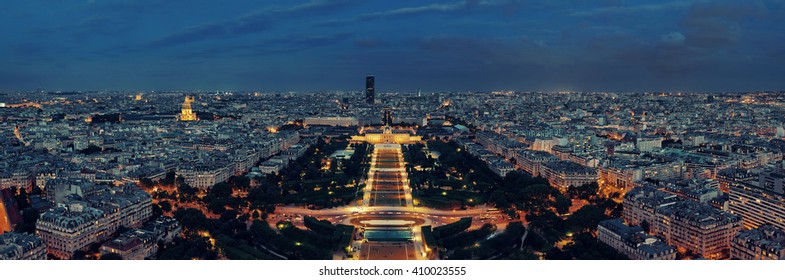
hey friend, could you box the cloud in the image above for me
[175,32,355,59]
[660,32,686,46]
[147,0,355,48]
[679,0,767,48]
[361,2,467,17]
[569,1,693,17]
[353,38,386,48]
[149,24,234,48]
[319,0,502,26]
[612,42,702,76]
[417,35,571,67]
[280,0,359,14]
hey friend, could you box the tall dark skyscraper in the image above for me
[365,75,375,104]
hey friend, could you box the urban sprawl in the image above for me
[2,83,785,260]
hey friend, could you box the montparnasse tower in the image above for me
[179,95,198,121]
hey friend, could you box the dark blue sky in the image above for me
[1,0,784,92]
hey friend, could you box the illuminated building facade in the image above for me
[728,169,785,231]
[36,203,106,259]
[177,163,233,189]
[539,160,598,191]
[597,219,676,260]
[513,150,558,177]
[36,185,152,259]
[351,126,422,145]
[624,186,742,259]
[179,95,198,121]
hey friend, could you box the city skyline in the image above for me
[1,0,784,92]
[3,87,785,260]
[4,0,785,265]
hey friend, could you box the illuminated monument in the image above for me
[351,108,422,144]
[179,96,198,121]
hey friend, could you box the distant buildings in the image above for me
[731,225,785,260]
[303,117,359,127]
[0,232,47,260]
[636,137,662,152]
[623,186,742,259]
[597,218,676,260]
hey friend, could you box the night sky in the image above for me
[1,0,784,92]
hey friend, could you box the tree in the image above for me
[209,182,234,198]
[174,208,210,232]
[30,186,43,196]
[518,184,558,214]
[14,207,39,234]
[555,195,572,215]
[568,182,599,200]
[138,177,154,189]
[18,206,34,221]
[161,171,176,186]
[334,173,348,186]
[503,247,539,260]
[567,205,607,233]
[79,145,103,154]
[526,210,566,243]
[158,201,172,213]
[238,213,250,223]
[151,203,163,220]
[232,176,251,190]
[177,182,197,202]
[489,190,510,210]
